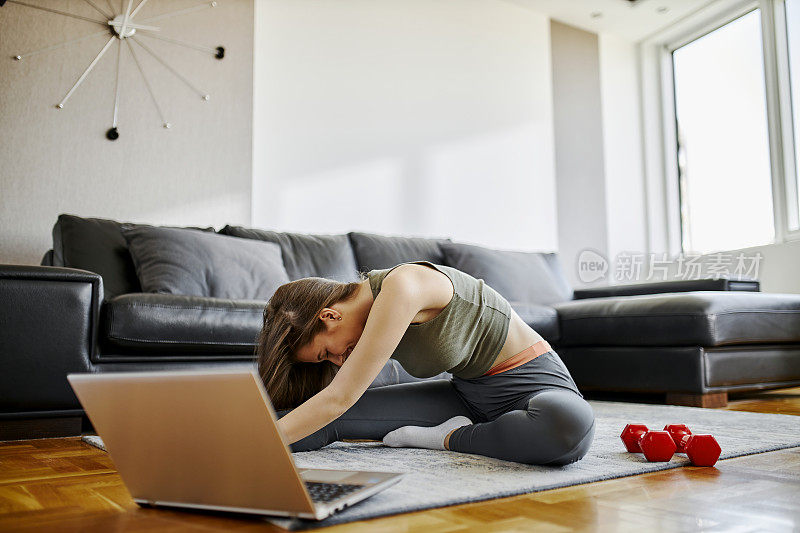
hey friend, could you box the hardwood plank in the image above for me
[723,386,800,416]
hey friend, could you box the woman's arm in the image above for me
[277,272,423,445]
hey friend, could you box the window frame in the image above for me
[653,0,800,254]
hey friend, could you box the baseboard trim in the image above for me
[0,416,83,441]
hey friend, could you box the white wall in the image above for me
[253,0,558,252]
[740,240,800,294]
[550,21,608,286]
[0,0,254,265]
[599,33,648,262]
[549,22,648,287]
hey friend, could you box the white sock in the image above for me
[382,415,472,451]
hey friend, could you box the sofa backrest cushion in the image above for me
[52,214,142,298]
[439,241,573,305]
[122,226,290,300]
[51,214,215,299]
[220,225,359,282]
[41,250,54,266]
[348,232,451,272]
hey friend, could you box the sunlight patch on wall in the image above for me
[424,124,557,251]
[277,158,404,235]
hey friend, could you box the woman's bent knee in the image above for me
[544,417,595,465]
[527,390,595,465]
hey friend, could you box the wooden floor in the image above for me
[2,388,799,532]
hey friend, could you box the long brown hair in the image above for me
[256,275,367,410]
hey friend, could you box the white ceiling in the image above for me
[505,0,720,42]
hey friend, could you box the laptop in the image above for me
[67,367,403,520]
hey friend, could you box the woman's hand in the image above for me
[277,273,424,445]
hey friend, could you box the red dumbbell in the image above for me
[620,424,649,452]
[620,424,676,462]
[684,434,721,466]
[664,424,722,466]
[664,424,692,453]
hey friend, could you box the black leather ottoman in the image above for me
[554,291,800,406]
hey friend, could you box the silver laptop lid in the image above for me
[67,368,316,515]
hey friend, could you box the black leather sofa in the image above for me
[2,214,800,440]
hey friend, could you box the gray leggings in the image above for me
[278,351,596,466]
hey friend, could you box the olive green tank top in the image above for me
[367,261,512,379]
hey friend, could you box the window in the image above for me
[657,0,800,255]
[787,0,800,230]
[672,9,775,253]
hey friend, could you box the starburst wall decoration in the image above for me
[1,0,226,140]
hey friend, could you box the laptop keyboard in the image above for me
[305,481,364,503]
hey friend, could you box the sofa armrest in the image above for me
[572,278,760,299]
[0,265,103,414]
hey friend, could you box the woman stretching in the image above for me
[257,261,595,466]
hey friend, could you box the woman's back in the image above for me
[367,261,512,378]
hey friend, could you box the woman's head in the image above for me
[256,275,369,410]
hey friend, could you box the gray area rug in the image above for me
[82,400,800,530]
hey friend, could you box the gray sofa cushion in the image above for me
[220,225,359,282]
[440,242,573,306]
[509,302,560,343]
[348,232,451,272]
[101,293,265,358]
[122,226,290,300]
[554,291,800,347]
[51,214,214,299]
[52,214,142,298]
